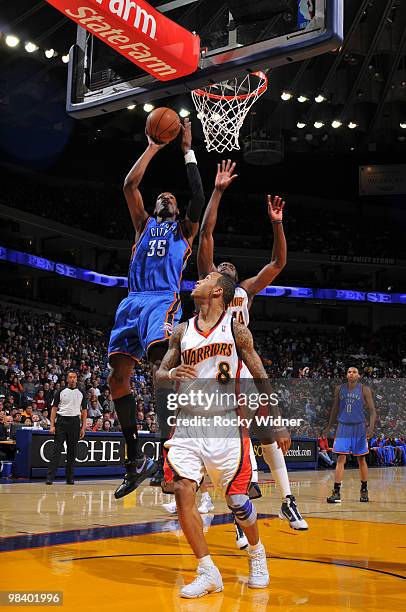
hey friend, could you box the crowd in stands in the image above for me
[1,305,405,463]
[1,167,404,259]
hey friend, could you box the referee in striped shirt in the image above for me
[46,371,87,485]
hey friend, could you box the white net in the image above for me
[192,72,268,153]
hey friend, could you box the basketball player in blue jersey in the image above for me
[323,367,376,503]
[196,160,308,532]
[108,119,206,499]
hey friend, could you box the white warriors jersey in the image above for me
[181,311,240,379]
[228,286,250,326]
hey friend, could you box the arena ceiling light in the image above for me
[127,104,136,110]
[348,121,358,129]
[5,34,20,48]
[315,94,326,103]
[179,109,190,118]
[314,121,324,129]
[45,48,56,59]
[332,120,342,128]
[297,121,306,129]
[143,103,155,112]
[281,91,293,101]
[62,54,69,64]
[25,42,38,53]
[297,95,308,103]
[400,122,406,129]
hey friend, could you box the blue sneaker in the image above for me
[114,458,158,499]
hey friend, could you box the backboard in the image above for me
[67,0,343,118]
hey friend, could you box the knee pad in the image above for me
[226,494,257,527]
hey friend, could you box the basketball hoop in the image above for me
[192,71,268,153]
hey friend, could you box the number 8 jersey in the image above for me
[129,218,191,293]
[181,311,241,380]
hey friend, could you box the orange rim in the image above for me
[193,71,268,102]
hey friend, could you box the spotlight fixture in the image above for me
[297,121,306,129]
[305,133,313,141]
[281,91,292,101]
[400,122,406,129]
[332,120,342,129]
[143,103,154,112]
[315,94,326,103]
[179,108,190,118]
[297,95,308,103]
[127,104,136,110]
[45,48,56,59]
[25,42,38,53]
[5,35,20,48]
[314,121,324,129]
[348,121,358,129]
[62,54,69,64]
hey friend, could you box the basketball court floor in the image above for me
[1,468,405,610]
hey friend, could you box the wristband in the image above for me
[169,368,176,380]
[184,150,197,165]
[272,220,283,225]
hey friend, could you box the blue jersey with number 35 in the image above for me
[128,217,191,293]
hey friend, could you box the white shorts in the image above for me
[164,435,253,495]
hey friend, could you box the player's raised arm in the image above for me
[156,323,196,383]
[123,134,166,234]
[197,160,238,278]
[240,195,287,299]
[322,386,340,437]
[362,385,377,437]
[180,119,206,244]
[232,319,291,454]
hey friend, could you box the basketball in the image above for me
[146,107,181,144]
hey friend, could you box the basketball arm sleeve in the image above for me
[185,160,205,223]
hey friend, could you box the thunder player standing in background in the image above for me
[156,271,290,598]
[108,119,205,499]
[197,160,308,531]
[323,366,376,503]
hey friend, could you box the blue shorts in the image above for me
[108,291,181,362]
[333,422,368,456]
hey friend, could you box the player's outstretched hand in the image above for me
[215,159,238,192]
[267,195,285,222]
[145,129,167,150]
[171,364,197,380]
[180,117,192,154]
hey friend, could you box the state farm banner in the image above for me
[46,0,200,80]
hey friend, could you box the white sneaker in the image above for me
[279,495,308,530]
[248,544,270,589]
[198,494,214,514]
[234,519,248,550]
[162,500,177,514]
[180,565,223,598]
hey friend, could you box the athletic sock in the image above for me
[248,540,262,554]
[114,394,143,462]
[262,442,292,498]
[334,482,341,491]
[198,555,215,569]
[361,480,368,490]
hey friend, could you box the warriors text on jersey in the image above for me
[129,217,191,293]
[181,311,240,380]
[228,286,250,326]
[338,383,365,424]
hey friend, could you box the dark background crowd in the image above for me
[1,305,405,455]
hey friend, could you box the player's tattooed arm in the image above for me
[240,195,287,299]
[123,134,165,234]
[363,385,377,437]
[232,319,290,454]
[322,386,340,436]
[197,160,238,278]
[156,323,197,383]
